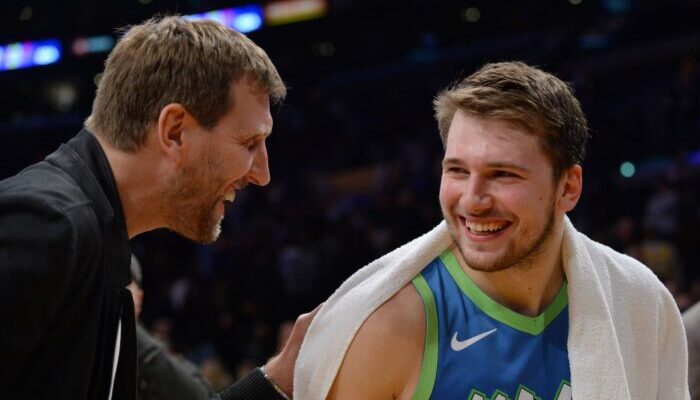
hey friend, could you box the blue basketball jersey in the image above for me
[411,249,571,400]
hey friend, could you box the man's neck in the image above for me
[455,226,566,318]
[94,133,165,239]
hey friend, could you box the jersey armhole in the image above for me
[410,274,439,400]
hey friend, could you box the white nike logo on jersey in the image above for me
[450,328,497,351]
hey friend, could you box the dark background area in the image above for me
[2,0,699,387]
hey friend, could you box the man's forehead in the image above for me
[443,120,547,169]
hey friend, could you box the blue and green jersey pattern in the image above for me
[411,249,571,400]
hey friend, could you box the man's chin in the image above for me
[462,257,512,273]
[456,244,514,273]
[194,224,222,244]
[170,221,221,244]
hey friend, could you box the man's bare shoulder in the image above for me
[327,283,426,400]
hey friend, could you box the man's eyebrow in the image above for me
[441,158,531,173]
[442,157,462,166]
[246,131,271,140]
[486,162,530,172]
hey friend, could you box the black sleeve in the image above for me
[136,315,286,400]
[0,202,75,385]
[216,368,286,400]
[135,295,287,399]
[136,323,215,400]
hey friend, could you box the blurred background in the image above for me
[2,0,699,390]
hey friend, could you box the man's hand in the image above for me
[264,304,322,396]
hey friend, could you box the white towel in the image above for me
[294,217,689,399]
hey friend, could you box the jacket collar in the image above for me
[46,128,131,286]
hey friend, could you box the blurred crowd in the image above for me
[1,1,699,391]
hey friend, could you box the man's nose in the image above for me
[460,175,493,215]
[248,140,271,186]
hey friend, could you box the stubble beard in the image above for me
[445,196,556,273]
[161,154,223,244]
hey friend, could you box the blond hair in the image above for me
[86,15,286,151]
[434,61,588,178]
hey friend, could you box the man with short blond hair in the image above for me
[296,62,689,400]
[0,15,312,400]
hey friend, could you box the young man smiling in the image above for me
[301,62,689,400]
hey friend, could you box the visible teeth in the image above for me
[224,191,236,203]
[467,221,506,232]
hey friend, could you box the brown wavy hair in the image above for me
[86,15,286,151]
[434,61,588,179]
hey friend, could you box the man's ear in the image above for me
[156,103,189,163]
[558,164,583,213]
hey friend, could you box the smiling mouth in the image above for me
[462,219,511,235]
[222,184,240,203]
[223,190,236,203]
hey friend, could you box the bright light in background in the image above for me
[34,44,60,65]
[620,161,636,178]
[1,2,334,73]
[203,10,227,25]
[0,39,62,71]
[5,43,25,70]
[569,0,583,5]
[185,5,264,34]
[265,0,328,26]
[72,35,115,56]
[234,9,263,33]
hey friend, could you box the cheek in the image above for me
[439,177,458,209]
[506,185,553,220]
[213,148,246,181]
[228,147,254,171]
[491,184,537,214]
[231,157,254,179]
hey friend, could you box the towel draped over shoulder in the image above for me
[294,217,689,399]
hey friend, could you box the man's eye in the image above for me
[494,171,516,178]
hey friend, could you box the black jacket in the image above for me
[0,129,135,399]
[0,130,284,400]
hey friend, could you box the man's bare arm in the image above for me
[327,284,426,400]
